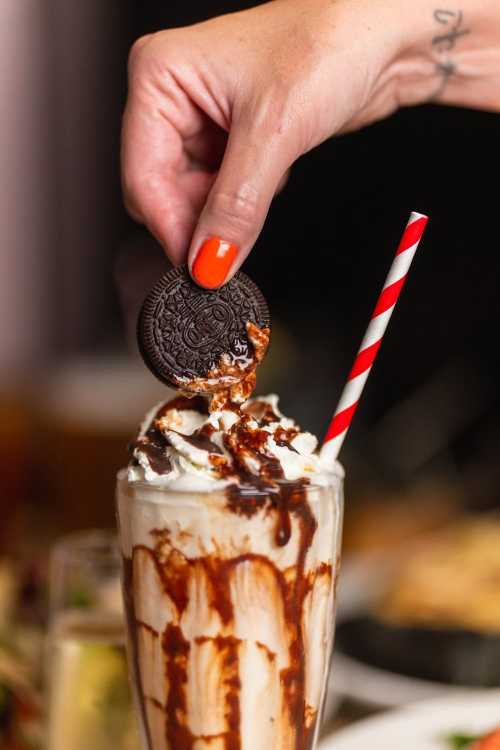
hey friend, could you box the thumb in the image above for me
[188,117,296,289]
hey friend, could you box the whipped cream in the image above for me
[128,394,343,491]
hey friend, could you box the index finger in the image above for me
[121,89,196,264]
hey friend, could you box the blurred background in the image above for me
[2,0,500,747]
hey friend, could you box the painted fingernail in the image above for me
[192,237,238,289]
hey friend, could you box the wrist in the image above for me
[390,0,500,110]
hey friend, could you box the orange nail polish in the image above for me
[192,237,238,289]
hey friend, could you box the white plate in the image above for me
[319,691,500,750]
[328,650,492,710]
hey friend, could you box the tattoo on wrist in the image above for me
[430,9,470,100]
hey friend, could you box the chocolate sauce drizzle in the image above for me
[162,624,193,748]
[156,395,209,417]
[129,396,222,475]
[178,430,223,455]
[128,412,174,476]
[123,482,333,750]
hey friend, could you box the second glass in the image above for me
[117,470,343,750]
[47,530,140,750]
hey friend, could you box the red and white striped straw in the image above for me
[320,211,429,464]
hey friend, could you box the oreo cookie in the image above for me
[138,265,270,389]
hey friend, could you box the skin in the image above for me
[122,0,500,285]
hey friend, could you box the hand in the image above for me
[121,0,499,287]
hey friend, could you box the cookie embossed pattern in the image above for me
[138,266,270,392]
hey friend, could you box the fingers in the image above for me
[122,31,219,266]
[123,32,298,280]
[277,169,291,193]
[188,111,297,289]
[122,107,178,263]
[121,91,203,264]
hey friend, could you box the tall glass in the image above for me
[117,470,343,750]
[47,530,141,750]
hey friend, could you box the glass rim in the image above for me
[117,467,343,497]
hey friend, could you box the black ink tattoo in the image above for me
[432,10,470,51]
[433,60,457,100]
[430,9,470,99]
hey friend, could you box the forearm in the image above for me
[394,0,500,111]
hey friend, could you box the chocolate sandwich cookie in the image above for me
[138,265,270,392]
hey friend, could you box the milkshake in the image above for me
[117,393,343,750]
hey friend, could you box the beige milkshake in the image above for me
[117,394,343,750]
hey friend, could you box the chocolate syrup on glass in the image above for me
[122,478,331,750]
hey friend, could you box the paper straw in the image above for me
[320,211,429,464]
